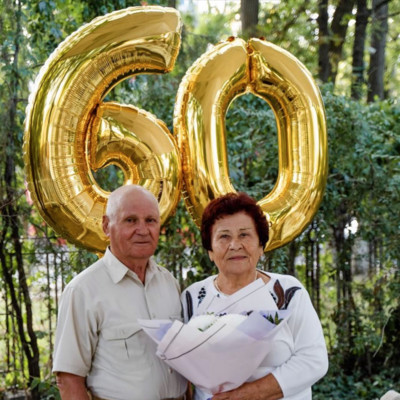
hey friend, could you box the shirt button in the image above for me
[168,368,173,374]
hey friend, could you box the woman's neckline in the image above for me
[213,269,271,296]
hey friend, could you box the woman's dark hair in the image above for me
[201,192,269,251]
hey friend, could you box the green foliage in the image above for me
[226,93,278,198]
[177,5,237,78]
[316,88,400,375]
[257,0,320,75]
[156,200,215,289]
[31,377,60,400]
[264,311,283,325]
[313,366,400,399]
[321,86,400,230]
[81,0,170,22]
[193,6,235,39]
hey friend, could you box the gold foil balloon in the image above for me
[24,7,182,253]
[90,102,182,222]
[174,37,328,251]
[25,7,327,254]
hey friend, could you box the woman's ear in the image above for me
[208,250,214,262]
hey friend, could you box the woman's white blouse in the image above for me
[181,271,328,400]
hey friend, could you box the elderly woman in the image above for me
[182,192,328,400]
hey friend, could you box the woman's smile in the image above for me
[228,254,247,260]
[208,212,264,279]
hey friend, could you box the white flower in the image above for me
[218,313,247,327]
[187,313,247,331]
[187,314,218,331]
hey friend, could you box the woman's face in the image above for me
[208,212,264,278]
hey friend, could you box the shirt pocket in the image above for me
[101,323,151,361]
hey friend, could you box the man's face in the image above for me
[102,190,160,269]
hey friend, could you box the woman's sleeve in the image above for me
[271,279,329,397]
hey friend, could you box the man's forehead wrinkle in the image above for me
[121,212,159,219]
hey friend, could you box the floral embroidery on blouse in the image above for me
[270,279,301,310]
[197,286,206,305]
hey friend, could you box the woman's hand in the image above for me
[211,373,283,400]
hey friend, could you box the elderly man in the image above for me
[53,185,187,400]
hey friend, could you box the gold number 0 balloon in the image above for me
[174,37,328,251]
[24,7,182,253]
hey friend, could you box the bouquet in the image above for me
[138,308,290,397]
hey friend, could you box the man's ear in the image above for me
[102,215,110,236]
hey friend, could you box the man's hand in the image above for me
[56,372,90,400]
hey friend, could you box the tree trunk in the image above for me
[382,270,400,367]
[46,251,54,362]
[367,0,389,101]
[318,0,330,82]
[241,0,259,38]
[351,0,370,99]
[328,0,356,84]
[331,204,360,372]
[315,237,321,316]
[305,222,321,315]
[5,286,11,372]
[167,0,176,8]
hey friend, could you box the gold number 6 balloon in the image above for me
[24,7,182,253]
[174,37,328,251]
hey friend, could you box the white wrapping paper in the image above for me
[139,279,289,397]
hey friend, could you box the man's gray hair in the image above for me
[105,185,159,221]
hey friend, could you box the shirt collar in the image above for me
[103,247,157,284]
